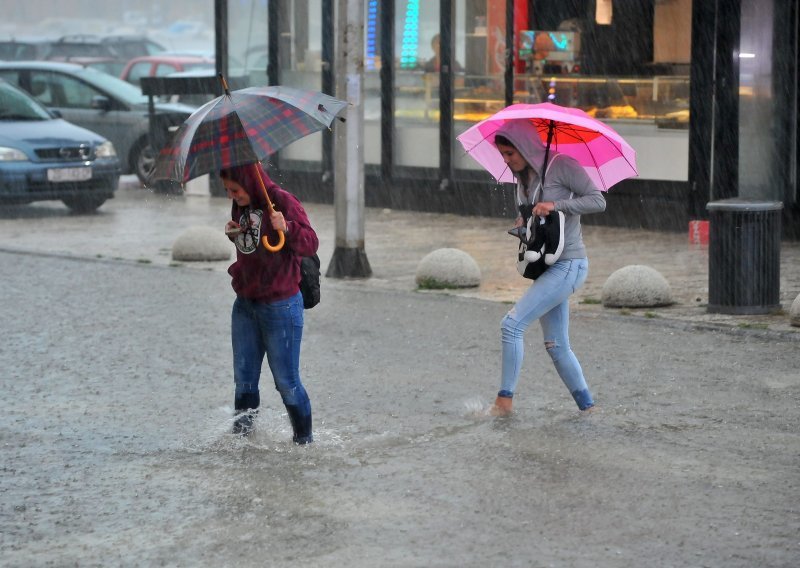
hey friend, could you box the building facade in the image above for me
[214,0,799,237]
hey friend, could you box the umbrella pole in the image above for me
[540,120,555,188]
[252,163,286,253]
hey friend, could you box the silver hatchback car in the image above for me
[0,61,195,184]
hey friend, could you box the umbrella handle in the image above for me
[253,164,286,253]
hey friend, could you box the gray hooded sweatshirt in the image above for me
[496,120,606,260]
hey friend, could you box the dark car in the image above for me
[0,38,53,61]
[101,35,166,60]
[45,35,119,60]
[0,79,120,212]
[0,61,195,184]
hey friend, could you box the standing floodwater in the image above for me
[2,247,798,567]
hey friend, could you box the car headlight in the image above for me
[95,141,117,159]
[0,146,28,162]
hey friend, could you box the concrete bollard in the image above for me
[790,294,800,327]
[601,265,673,308]
[416,248,481,289]
[172,226,233,262]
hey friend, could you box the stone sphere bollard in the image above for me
[601,265,673,308]
[790,294,800,327]
[172,226,233,262]
[416,248,481,289]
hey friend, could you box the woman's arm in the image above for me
[274,190,319,257]
[550,158,606,216]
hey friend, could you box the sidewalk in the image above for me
[1,178,798,336]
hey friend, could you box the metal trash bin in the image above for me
[707,199,783,314]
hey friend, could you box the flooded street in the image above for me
[2,239,799,566]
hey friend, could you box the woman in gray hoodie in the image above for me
[490,120,606,416]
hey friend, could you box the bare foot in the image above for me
[488,396,513,416]
[580,405,598,415]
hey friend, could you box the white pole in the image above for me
[328,0,372,278]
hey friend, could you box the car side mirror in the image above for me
[90,95,112,112]
[49,108,62,118]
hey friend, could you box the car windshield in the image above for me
[0,81,52,120]
[73,66,149,105]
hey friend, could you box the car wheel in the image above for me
[62,195,107,213]
[132,138,157,185]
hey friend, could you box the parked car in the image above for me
[0,38,53,61]
[45,35,119,60]
[0,61,195,184]
[120,54,214,87]
[0,79,120,212]
[101,35,166,60]
[62,56,127,78]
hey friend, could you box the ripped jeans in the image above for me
[231,292,313,442]
[499,258,594,410]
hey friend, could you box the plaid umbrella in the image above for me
[152,82,347,184]
[151,78,347,252]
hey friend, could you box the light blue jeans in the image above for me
[231,292,313,443]
[499,258,594,410]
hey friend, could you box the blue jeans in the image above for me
[499,258,594,410]
[231,292,313,443]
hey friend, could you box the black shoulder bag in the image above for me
[299,254,321,309]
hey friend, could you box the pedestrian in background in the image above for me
[221,163,318,443]
[490,120,605,416]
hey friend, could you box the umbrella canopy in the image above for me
[151,79,346,253]
[457,102,638,191]
[151,83,348,184]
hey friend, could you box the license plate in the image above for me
[47,167,92,182]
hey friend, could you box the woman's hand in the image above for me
[225,221,241,237]
[514,216,523,228]
[533,201,556,217]
[269,209,288,233]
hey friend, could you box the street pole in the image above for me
[327,0,372,278]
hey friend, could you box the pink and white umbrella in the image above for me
[457,102,638,191]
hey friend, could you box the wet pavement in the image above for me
[1,178,799,567]
[1,176,798,336]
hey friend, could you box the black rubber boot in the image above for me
[285,404,313,445]
[232,392,260,436]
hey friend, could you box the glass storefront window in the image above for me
[738,0,776,200]
[364,0,381,165]
[393,0,440,168]
[228,0,269,87]
[452,0,693,182]
[273,1,325,167]
[453,0,507,173]
[222,0,694,183]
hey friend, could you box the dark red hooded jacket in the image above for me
[225,163,319,303]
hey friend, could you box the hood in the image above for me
[221,162,276,211]
[495,120,554,176]
[129,100,196,117]
[0,118,106,157]
[152,101,197,115]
